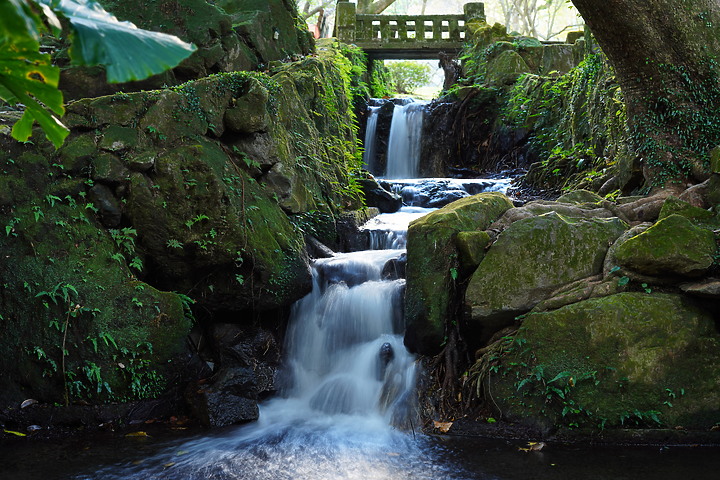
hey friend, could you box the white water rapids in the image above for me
[74,99,510,480]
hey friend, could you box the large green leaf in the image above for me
[0,0,42,45]
[0,40,68,147]
[41,0,197,83]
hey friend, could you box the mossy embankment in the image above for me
[0,25,370,429]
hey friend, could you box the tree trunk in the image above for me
[357,0,397,14]
[571,0,720,190]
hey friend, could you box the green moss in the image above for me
[490,293,720,429]
[615,214,716,277]
[405,193,514,354]
[466,211,627,329]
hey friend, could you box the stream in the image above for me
[1,99,718,479]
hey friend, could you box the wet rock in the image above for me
[88,184,122,228]
[186,367,260,427]
[405,192,514,355]
[615,214,716,278]
[382,253,407,280]
[358,178,402,213]
[306,235,335,259]
[427,189,469,208]
[335,208,380,252]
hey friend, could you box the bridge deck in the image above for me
[336,2,486,60]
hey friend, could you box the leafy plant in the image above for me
[0,0,196,147]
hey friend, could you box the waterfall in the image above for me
[283,250,414,423]
[362,106,380,172]
[385,101,426,179]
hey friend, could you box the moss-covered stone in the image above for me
[404,192,514,354]
[556,189,604,205]
[456,230,491,274]
[0,177,190,407]
[0,42,367,417]
[658,196,720,229]
[710,146,720,174]
[466,211,627,338]
[488,293,720,430]
[485,50,531,86]
[615,214,716,277]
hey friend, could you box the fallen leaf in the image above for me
[519,441,545,452]
[125,431,150,437]
[163,462,176,468]
[20,399,38,409]
[3,429,26,437]
[433,421,453,433]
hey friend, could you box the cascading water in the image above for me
[362,106,380,173]
[385,101,427,179]
[76,200,438,480]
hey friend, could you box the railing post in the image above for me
[463,2,486,23]
[336,1,356,43]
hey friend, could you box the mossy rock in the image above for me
[0,195,190,407]
[710,146,720,174]
[488,293,720,430]
[556,189,604,205]
[659,196,720,228]
[466,211,627,340]
[615,214,716,278]
[404,193,514,355]
[456,230,491,275]
[485,50,531,86]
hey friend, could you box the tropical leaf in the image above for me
[0,0,42,45]
[0,40,68,147]
[41,0,197,83]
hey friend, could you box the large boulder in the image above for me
[404,193,514,354]
[465,212,627,342]
[487,293,720,430]
[614,214,716,278]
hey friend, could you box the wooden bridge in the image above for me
[335,2,486,59]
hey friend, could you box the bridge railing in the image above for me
[337,2,486,48]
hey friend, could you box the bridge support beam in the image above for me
[464,3,486,23]
[337,2,356,43]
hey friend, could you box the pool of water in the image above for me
[3,423,719,480]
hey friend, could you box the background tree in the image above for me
[570,0,720,189]
[386,60,431,94]
[494,0,581,40]
[357,0,398,14]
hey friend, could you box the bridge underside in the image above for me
[356,43,462,60]
[363,47,461,60]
